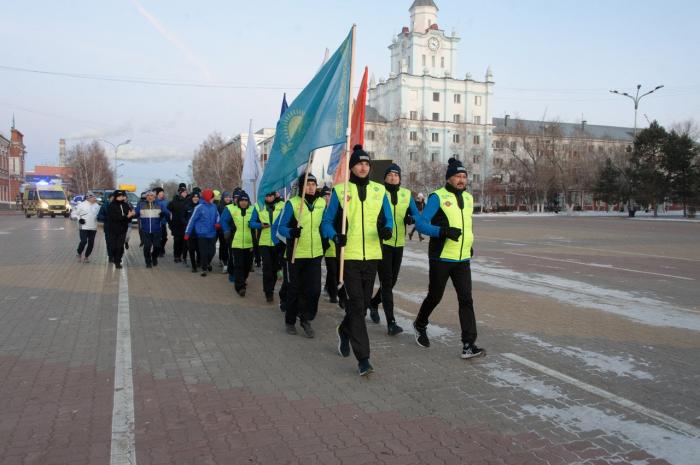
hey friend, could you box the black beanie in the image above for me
[445,157,468,180]
[178,182,187,190]
[384,163,401,179]
[153,187,164,194]
[298,173,317,188]
[192,187,202,195]
[238,191,250,203]
[349,144,371,170]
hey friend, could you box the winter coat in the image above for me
[135,200,170,234]
[185,201,219,239]
[167,195,189,228]
[107,200,132,234]
[74,201,101,230]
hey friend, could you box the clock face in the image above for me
[428,37,440,51]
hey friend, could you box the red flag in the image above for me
[333,66,368,185]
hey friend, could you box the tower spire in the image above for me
[11,113,15,129]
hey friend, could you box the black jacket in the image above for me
[107,200,132,234]
[168,195,190,228]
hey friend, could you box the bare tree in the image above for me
[65,141,114,194]
[192,133,243,190]
[149,179,180,199]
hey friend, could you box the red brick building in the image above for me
[7,123,26,205]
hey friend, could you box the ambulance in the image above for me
[22,182,71,218]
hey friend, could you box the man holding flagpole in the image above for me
[322,145,393,376]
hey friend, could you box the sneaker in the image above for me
[222,265,228,273]
[115,263,123,269]
[368,306,380,324]
[124,241,129,250]
[201,271,207,277]
[300,320,315,338]
[358,359,374,376]
[265,294,274,303]
[237,288,246,297]
[337,325,350,357]
[82,258,90,263]
[387,322,404,336]
[286,324,297,335]
[461,343,486,360]
[146,263,152,269]
[413,321,430,348]
[152,257,158,267]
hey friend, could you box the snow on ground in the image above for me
[401,250,700,331]
[474,211,697,221]
[513,333,653,380]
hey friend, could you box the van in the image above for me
[22,183,70,218]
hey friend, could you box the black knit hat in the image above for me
[191,187,202,196]
[384,163,401,179]
[238,191,251,203]
[349,144,371,170]
[153,187,164,194]
[445,157,468,180]
[298,173,317,188]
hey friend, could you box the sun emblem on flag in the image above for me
[280,109,306,155]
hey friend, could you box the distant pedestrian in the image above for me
[97,192,115,262]
[184,189,220,277]
[217,191,234,272]
[221,191,254,296]
[408,193,425,241]
[75,191,100,263]
[250,191,284,302]
[153,187,170,256]
[183,192,201,271]
[107,190,135,269]
[135,191,170,268]
[168,184,189,263]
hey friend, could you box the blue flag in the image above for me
[280,93,288,117]
[327,142,345,175]
[258,28,353,200]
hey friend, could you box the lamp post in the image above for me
[609,84,664,137]
[99,139,131,185]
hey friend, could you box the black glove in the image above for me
[470,247,474,258]
[378,227,392,241]
[404,215,415,226]
[334,234,347,247]
[79,218,86,225]
[290,226,303,238]
[441,227,462,241]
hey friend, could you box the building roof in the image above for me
[365,106,388,124]
[410,0,438,10]
[28,165,72,177]
[492,117,634,142]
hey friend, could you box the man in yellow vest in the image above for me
[250,191,285,302]
[322,145,394,376]
[367,163,423,336]
[278,173,326,338]
[413,158,485,359]
[221,191,254,297]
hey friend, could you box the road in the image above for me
[0,213,698,465]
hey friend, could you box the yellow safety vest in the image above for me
[433,187,474,260]
[227,204,253,249]
[255,202,284,247]
[383,186,411,248]
[333,181,385,261]
[288,196,325,259]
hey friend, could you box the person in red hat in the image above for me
[184,189,220,276]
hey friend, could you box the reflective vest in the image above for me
[433,187,474,260]
[228,204,253,249]
[333,181,385,261]
[383,186,411,248]
[255,202,284,247]
[288,196,325,259]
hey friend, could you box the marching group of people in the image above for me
[72,145,485,375]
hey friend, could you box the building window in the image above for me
[431,152,439,162]
[474,95,482,106]
[453,134,460,143]
[409,131,418,141]
[441,57,445,68]
[473,174,481,183]
[409,110,418,120]
[510,141,517,151]
[366,130,375,141]
[453,114,461,123]
[432,113,440,121]
[432,133,439,143]
[422,55,426,66]
[473,135,480,145]
[473,155,480,164]
[473,115,481,125]
[409,151,416,161]
[410,172,417,183]
[454,94,461,104]
[431,56,436,67]
[433,92,440,102]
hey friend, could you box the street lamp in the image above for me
[609,84,664,137]
[99,139,131,185]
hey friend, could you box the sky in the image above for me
[1,0,698,192]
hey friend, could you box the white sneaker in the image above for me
[222,265,228,273]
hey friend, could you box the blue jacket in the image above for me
[185,201,220,239]
[156,198,170,226]
[135,200,170,234]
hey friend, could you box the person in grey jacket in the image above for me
[75,192,101,263]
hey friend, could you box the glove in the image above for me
[214,223,221,230]
[79,219,86,225]
[184,234,190,241]
[441,227,462,241]
[334,234,347,247]
[378,227,392,241]
[290,226,303,238]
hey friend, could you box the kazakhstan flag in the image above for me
[257,28,353,199]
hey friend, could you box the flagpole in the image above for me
[338,24,357,286]
[290,151,314,264]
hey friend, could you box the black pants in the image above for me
[416,260,477,345]
[232,248,253,292]
[252,230,261,266]
[187,236,200,269]
[285,257,322,325]
[198,237,216,270]
[217,230,229,265]
[160,224,168,253]
[172,225,186,260]
[339,260,379,361]
[104,230,113,260]
[370,245,404,324]
[324,256,339,300]
[109,230,127,265]
[142,231,162,265]
[260,245,280,297]
[77,229,97,257]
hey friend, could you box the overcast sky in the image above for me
[1,0,698,191]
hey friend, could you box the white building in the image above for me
[364,0,495,195]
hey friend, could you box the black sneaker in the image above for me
[124,241,129,250]
[115,263,123,269]
[191,267,198,273]
[337,325,350,357]
[413,321,430,348]
[146,263,153,269]
[152,257,158,267]
[300,320,315,338]
[461,343,486,359]
[237,288,246,297]
[329,296,338,304]
[358,359,374,376]
[368,306,380,324]
[387,322,404,336]
[285,324,297,335]
[266,294,274,303]
[201,271,207,277]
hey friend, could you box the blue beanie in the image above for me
[445,157,467,179]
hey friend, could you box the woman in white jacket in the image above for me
[75,192,101,263]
